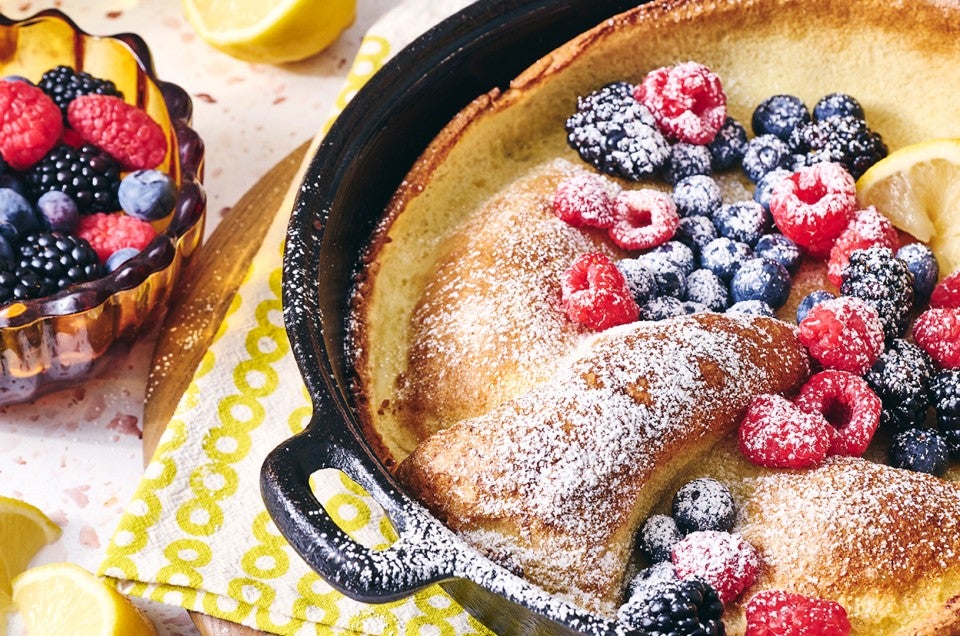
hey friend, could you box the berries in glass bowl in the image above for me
[0,10,205,404]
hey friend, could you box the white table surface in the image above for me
[0,1,400,633]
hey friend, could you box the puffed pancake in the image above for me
[397,313,809,617]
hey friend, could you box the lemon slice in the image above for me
[0,496,61,611]
[12,562,157,636]
[856,138,960,276]
[182,0,356,64]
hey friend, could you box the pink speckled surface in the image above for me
[0,1,401,634]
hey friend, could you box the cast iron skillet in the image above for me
[262,1,643,634]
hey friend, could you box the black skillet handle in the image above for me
[260,405,455,603]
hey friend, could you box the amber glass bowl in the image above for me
[0,10,205,404]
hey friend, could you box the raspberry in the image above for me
[67,94,167,170]
[75,212,158,263]
[0,81,63,170]
[796,296,885,375]
[930,270,960,309]
[913,308,960,369]
[744,590,851,636]
[560,252,639,331]
[671,530,759,604]
[635,61,727,144]
[609,189,679,250]
[769,162,856,258]
[795,370,882,457]
[738,394,832,469]
[552,173,616,228]
[827,206,899,288]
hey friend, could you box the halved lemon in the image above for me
[856,138,960,276]
[12,562,157,636]
[0,496,61,611]
[182,0,356,65]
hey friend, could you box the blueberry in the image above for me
[753,168,791,212]
[730,257,791,309]
[754,233,801,274]
[118,169,178,221]
[626,561,678,600]
[661,142,711,186]
[685,268,729,311]
[712,200,771,247]
[896,243,939,306]
[672,175,722,218]
[752,94,811,141]
[639,515,682,563]
[889,428,950,476]
[0,174,24,196]
[0,234,13,268]
[726,299,775,316]
[796,290,835,323]
[639,296,685,321]
[106,247,140,272]
[672,478,736,534]
[681,300,709,315]
[708,116,748,171]
[617,258,657,305]
[36,191,79,233]
[741,134,799,183]
[675,215,718,257]
[700,237,753,282]
[0,188,40,242]
[637,252,686,298]
[648,241,696,276]
[813,93,865,121]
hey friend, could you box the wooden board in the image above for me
[142,141,310,636]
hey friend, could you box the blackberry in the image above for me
[617,578,725,636]
[37,65,123,122]
[661,142,712,186]
[15,232,105,297]
[672,478,736,534]
[0,264,43,304]
[639,515,682,564]
[565,81,670,180]
[685,268,729,312]
[931,369,960,432]
[741,134,799,183]
[751,94,811,141]
[707,116,748,171]
[888,428,950,476]
[839,246,914,341]
[23,144,122,214]
[672,175,722,218]
[788,115,887,179]
[813,93,865,122]
[864,339,936,431]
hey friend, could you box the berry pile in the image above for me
[0,67,178,307]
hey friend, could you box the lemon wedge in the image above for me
[13,562,157,636]
[0,495,61,612]
[856,138,960,276]
[182,0,356,64]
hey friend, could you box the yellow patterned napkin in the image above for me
[100,1,492,633]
